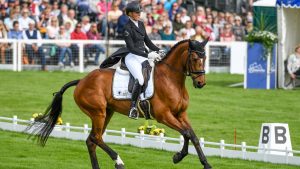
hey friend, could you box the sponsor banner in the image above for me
[246,43,277,89]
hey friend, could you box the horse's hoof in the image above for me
[115,163,125,169]
[172,151,187,164]
[204,164,212,169]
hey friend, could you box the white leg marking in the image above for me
[115,155,124,165]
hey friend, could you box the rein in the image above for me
[160,46,206,79]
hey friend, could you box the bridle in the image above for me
[161,43,206,80]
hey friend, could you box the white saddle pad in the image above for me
[112,67,154,100]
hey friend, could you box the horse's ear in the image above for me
[201,38,209,47]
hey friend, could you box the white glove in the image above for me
[148,51,161,61]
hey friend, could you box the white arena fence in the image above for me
[0,115,299,166]
[0,39,247,74]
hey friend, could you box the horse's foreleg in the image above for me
[173,134,189,163]
[189,128,212,169]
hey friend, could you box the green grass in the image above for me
[0,70,300,151]
[0,130,299,169]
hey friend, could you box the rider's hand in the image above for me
[158,49,166,58]
[290,73,296,79]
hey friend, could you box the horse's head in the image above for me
[186,39,208,88]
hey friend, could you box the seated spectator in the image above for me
[57,4,69,26]
[172,13,184,36]
[81,15,91,33]
[8,21,23,39]
[159,24,175,51]
[195,6,206,27]
[86,23,105,65]
[50,1,60,17]
[0,6,8,20]
[4,9,17,31]
[146,12,155,26]
[232,15,245,41]
[287,44,300,80]
[64,21,73,36]
[191,26,206,41]
[164,0,176,11]
[55,25,73,67]
[148,24,161,41]
[107,2,122,37]
[115,9,128,39]
[220,23,235,42]
[18,8,35,31]
[168,2,181,21]
[46,16,59,39]
[182,20,195,39]
[37,10,50,39]
[245,20,253,35]
[205,14,218,41]
[22,20,46,70]
[70,23,88,60]
[143,19,152,34]
[176,28,189,41]
[0,20,8,64]
[96,0,112,21]
[180,8,190,24]
[66,9,77,32]
[77,0,90,18]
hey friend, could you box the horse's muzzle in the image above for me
[193,81,206,88]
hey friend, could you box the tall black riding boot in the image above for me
[128,80,142,119]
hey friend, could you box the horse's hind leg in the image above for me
[88,109,125,169]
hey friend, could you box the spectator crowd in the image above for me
[0,0,255,68]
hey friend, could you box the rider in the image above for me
[123,1,162,119]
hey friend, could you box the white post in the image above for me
[200,137,205,148]
[12,40,17,71]
[121,128,126,145]
[220,140,225,157]
[242,142,246,159]
[205,44,210,73]
[17,41,22,71]
[13,115,17,125]
[84,124,89,134]
[79,43,84,73]
[179,135,184,146]
[66,123,70,132]
[140,130,145,148]
[30,118,35,123]
[160,133,165,149]
[266,51,271,89]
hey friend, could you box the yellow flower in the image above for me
[56,117,63,125]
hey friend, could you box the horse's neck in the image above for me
[156,43,188,87]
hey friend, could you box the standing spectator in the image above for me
[22,20,46,70]
[55,25,73,67]
[46,16,59,39]
[107,2,122,37]
[232,16,245,41]
[8,20,22,39]
[0,20,8,64]
[86,23,105,65]
[18,8,35,31]
[148,24,161,41]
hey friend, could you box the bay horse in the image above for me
[29,39,212,169]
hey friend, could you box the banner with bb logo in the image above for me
[258,123,293,156]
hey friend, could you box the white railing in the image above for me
[0,39,247,74]
[0,115,299,166]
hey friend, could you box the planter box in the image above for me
[245,43,277,89]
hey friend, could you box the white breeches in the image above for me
[125,53,148,85]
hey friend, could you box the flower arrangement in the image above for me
[32,113,63,125]
[246,30,278,54]
[137,121,165,136]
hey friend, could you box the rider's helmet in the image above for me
[125,1,142,15]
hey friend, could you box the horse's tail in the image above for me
[27,79,80,146]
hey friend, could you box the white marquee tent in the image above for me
[253,0,300,88]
